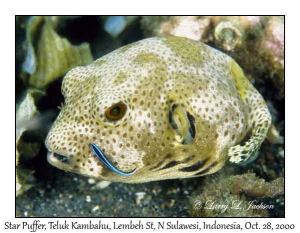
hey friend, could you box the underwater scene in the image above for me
[16,16,284,217]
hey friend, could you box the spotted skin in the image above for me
[45,36,271,183]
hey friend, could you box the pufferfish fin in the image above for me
[228,60,272,163]
[168,96,196,145]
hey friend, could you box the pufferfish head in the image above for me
[45,39,199,183]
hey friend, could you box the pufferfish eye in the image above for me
[105,102,127,121]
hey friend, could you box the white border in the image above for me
[1,0,299,232]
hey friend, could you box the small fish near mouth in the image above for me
[90,143,136,176]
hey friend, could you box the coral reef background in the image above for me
[16,16,284,217]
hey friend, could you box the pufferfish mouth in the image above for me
[47,151,73,171]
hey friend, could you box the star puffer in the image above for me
[45,36,271,183]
